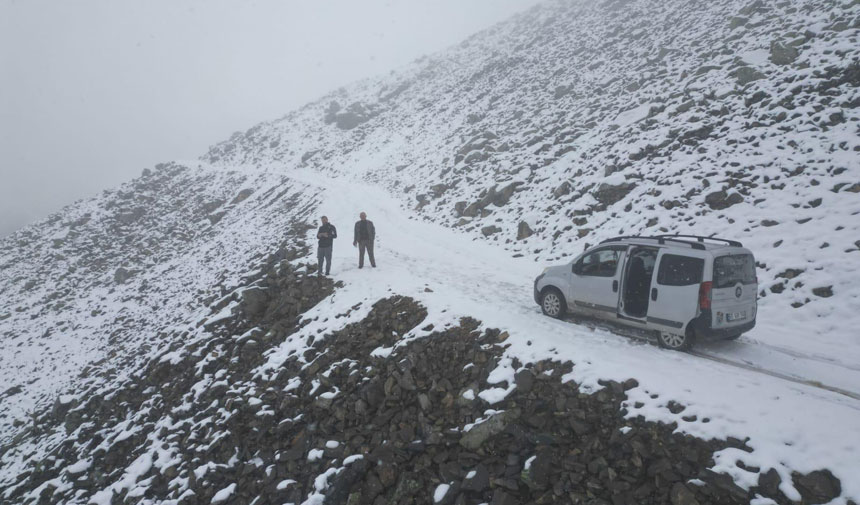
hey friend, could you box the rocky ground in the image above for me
[0,253,846,505]
[1,0,857,502]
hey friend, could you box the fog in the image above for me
[0,0,541,237]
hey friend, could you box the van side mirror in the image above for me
[572,262,581,275]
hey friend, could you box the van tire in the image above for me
[540,288,566,319]
[657,329,694,351]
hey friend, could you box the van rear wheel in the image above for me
[657,330,693,351]
[540,288,566,319]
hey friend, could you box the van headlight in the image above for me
[542,267,549,274]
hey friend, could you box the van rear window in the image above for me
[657,254,704,286]
[714,254,756,288]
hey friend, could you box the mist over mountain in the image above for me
[1,0,858,504]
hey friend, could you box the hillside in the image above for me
[205,0,860,361]
[1,0,859,504]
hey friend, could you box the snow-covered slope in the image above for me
[0,164,320,437]
[204,0,860,363]
[1,0,859,503]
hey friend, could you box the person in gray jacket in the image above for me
[353,212,376,268]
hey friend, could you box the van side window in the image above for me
[578,249,622,277]
[657,254,704,286]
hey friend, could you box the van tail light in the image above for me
[699,281,712,310]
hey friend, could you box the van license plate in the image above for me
[727,311,746,322]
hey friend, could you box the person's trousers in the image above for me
[358,240,375,268]
[318,246,332,274]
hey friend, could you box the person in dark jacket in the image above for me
[352,212,376,268]
[317,216,337,275]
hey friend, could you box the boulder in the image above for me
[793,470,841,504]
[553,181,571,199]
[230,189,254,205]
[812,286,833,298]
[757,468,781,497]
[670,483,700,505]
[114,267,135,284]
[459,410,518,450]
[732,66,766,86]
[593,182,636,206]
[241,287,269,319]
[770,41,799,65]
[517,221,534,240]
[462,464,490,492]
[704,190,744,210]
[482,225,501,237]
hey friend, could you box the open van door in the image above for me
[568,246,626,318]
[647,250,706,341]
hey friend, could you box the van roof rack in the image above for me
[600,234,743,249]
[654,234,743,247]
[598,235,707,250]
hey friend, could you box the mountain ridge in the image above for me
[1,0,859,503]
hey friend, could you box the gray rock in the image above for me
[521,449,552,490]
[701,470,749,502]
[230,189,254,205]
[417,393,431,412]
[462,464,490,492]
[757,468,781,497]
[324,101,342,124]
[514,369,535,392]
[491,489,519,505]
[793,470,841,504]
[729,16,748,29]
[593,182,636,206]
[241,287,269,319]
[208,211,227,225]
[552,181,571,199]
[732,66,766,86]
[516,221,533,240]
[770,41,799,65]
[670,483,700,505]
[114,267,135,284]
[459,410,518,450]
[812,286,833,298]
[117,207,145,224]
[704,190,744,210]
[482,225,501,237]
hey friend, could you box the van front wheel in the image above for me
[540,288,566,319]
[657,330,693,351]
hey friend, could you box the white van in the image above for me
[533,235,758,350]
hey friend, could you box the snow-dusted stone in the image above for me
[704,190,744,210]
[516,221,533,240]
[114,267,135,284]
[593,181,636,206]
[770,40,799,65]
[481,225,501,237]
[458,409,519,450]
[732,65,766,86]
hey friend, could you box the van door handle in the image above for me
[612,280,618,292]
[651,288,658,301]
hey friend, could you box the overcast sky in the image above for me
[0,0,542,237]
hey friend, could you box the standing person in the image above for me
[353,212,376,268]
[317,216,337,275]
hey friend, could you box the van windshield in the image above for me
[713,254,756,288]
